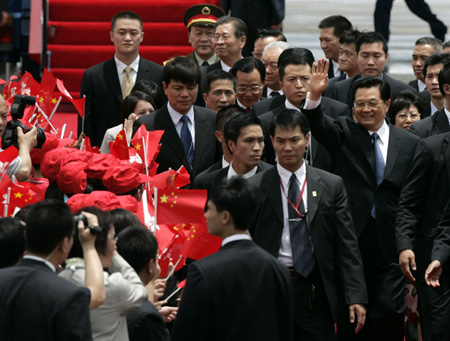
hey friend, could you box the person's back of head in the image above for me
[131,80,164,110]
[116,226,158,279]
[25,200,75,256]
[109,208,142,235]
[216,104,245,132]
[0,218,25,268]
[208,176,257,231]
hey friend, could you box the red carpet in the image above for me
[47,0,220,135]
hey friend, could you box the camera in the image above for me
[74,214,103,236]
[1,95,46,150]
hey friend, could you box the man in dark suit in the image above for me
[318,15,353,79]
[230,57,265,112]
[249,108,367,340]
[202,70,236,112]
[256,48,351,170]
[172,176,293,340]
[183,4,225,67]
[408,37,443,92]
[194,111,272,191]
[303,66,419,340]
[116,226,170,341]
[410,56,450,137]
[327,32,416,109]
[261,41,292,98]
[205,16,247,74]
[395,132,450,341]
[80,11,163,147]
[0,200,95,340]
[134,57,220,181]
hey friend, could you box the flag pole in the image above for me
[164,286,182,302]
[4,187,11,217]
[142,136,149,176]
[153,187,158,227]
[81,95,86,135]
[34,102,57,132]
[43,96,62,129]
[165,253,183,280]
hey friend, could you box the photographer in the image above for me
[0,96,38,182]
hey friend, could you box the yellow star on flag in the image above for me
[39,96,45,103]
[14,192,23,199]
[134,143,141,151]
[118,133,123,140]
[160,194,168,203]
[51,98,57,104]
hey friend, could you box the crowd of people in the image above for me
[1,3,450,341]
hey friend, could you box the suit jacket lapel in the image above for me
[136,58,149,83]
[157,106,192,173]
[354,123,376,174]
[261,168,284,224]
[103,59,123,104]
[443,135,450,185]
[435,110,450,134]
[384,125,401,179]
[305,165,323,227]
[193,107,209,175]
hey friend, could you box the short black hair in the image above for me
[109,208,142,235]
[208,177,257,231]
[69,207,115,258]
[121,91,156,121]
[0,218,25,268]
[415,37,443,51]
[278,48,315,81]
[25,200,75,256]
[318,15,353,38]
[224,112,263,154]
[163,56,201,86]
[439,62,450,97]
[269,108,310,137]
[203,69,237,95]
[388,90,425,123]
[131,80,164,110]
[339,29,362,46]
[117,226,158,274]
[216,104,245,132]
[230,57,265,83]
[423,53,450,79]
[352,76,391,103]
[214,16,248,38]
[356,31,388,55]
[255,28,287,42]
[111,11,143,31]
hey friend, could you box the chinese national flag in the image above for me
[150,166,190,191]
[1,181,39,217]
[109,129,130,160]
[0,146,19,184]
[157,231,186,278]
[56,79,86,118]
[180,222,221,260]
[7,72,40,100]
[131,126,164,171]
[157,189,207,225]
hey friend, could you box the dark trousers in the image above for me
[290,266,336,341]
[337,217,405,341]
[374,0,447,41]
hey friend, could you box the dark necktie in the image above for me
[180,115,194,168]
[245,107,252,114]
[271,91,280,97]
[201,61,209,67]
[371,133,385,218]
[288,174,314,277]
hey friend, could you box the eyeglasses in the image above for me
[397,112,421,120]
[236,85,263,94]
[212,35,236,43]
[354,99,384,109]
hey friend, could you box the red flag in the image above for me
[7,72,40,99]
[56,79,85,118]
[131,127,164,172]
[157,189,207,225]
[0,146,19,184]
[109,129,130,160]
[157,233,186,278]
[150,167,190,190]
[177,279,186,289]
[1,181,39,217]
[180,222,221,260]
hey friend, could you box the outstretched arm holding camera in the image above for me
[15,127,37,182]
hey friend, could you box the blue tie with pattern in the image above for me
[180,115,194,168]
[288,174,315,277]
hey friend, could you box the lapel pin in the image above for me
[312,191,317,197]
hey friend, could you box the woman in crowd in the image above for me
[388,90,424,131]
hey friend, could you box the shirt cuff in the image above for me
[304,92,321,109]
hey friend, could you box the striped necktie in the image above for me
[121,66,134,99]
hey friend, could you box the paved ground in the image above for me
[283,0,449,82]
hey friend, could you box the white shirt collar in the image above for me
[368,119,389,142]
[267,87,283,97]
[285,99,300,111]
[23,255,56,272]
[418,79,427,92]
[430,101,439,116]
[222,233,252,247]
[195,52,217,67]
[114,55,140,74]
[444,107,450,125]
[236,99,250,110]
[220,60,232,72]
[167,102,195,126]
[222,156,230,168]
[332,59,341,77]
[227,162,258,179]
[276,161,306,190]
